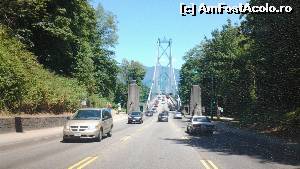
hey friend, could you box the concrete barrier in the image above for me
[0,116,69,133]
[0,117,15,133]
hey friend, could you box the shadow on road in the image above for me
[61,136,110,143]
[163,125,300,166]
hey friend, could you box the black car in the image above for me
[128,111,143,124]
[145,110,153,116]
[158,111,169,122]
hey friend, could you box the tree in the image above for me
[92,3,119,98]
[119,59,146,86]
[242,0,299,122]
[0,1,121,112]
[179,20,253,117]
[116,59,147,106]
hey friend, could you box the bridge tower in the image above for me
[147,38,180,108]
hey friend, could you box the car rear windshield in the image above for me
[72,110,101,120]
[193,117,211,122]
[130,112,141,116]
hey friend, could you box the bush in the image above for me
[0,25,88,113]
[280,108,300,137]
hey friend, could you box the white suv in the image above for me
[63,108,113,142]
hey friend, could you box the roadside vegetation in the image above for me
[114,59,149,109]
[0,1,147,114]
[179,0,299,139]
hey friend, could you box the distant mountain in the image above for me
[143,66,180,88]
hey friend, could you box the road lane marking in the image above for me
[200,160,211,169]
[120,136,131,142]
[181,136,188,140]
[68,157,92,169]
[77,156,98,169]
[207,160,219,169]
[200,160,218,169]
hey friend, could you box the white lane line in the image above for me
[181,136,188,140]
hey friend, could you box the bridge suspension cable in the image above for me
[147,38,181,108]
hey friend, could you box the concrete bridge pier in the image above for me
[127,80,140,113]
[189,85,202,116]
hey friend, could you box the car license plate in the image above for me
[132,119,136,121]
[74,132,81,137]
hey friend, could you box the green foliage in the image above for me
[281,108,300,136]
[179,0,299,135]
[140,84,150,103]
[115,59,148,107]
[242,0,299,115]
[0,25,87,113]
[87,94,111,108]
[114,79,128,108]
[119,59,146,86]
[0,1,120,113]
[179,20,253,116]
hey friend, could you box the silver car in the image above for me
[63,108,113,142]
[186,116,215,135]
[173,111,182,119]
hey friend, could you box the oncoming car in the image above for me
[63,108,113,142]
[186,116,215,135]
[145,110,154,116]
[158,111,169,122]
[128,111,143,124]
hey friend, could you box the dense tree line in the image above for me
[114,59,149,109]
[179,1,299,135]
[0,0,126,113]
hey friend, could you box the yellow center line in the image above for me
[77,156,98,169]
[207,160,219,169]
[200,160,219,169]
[200,160,211,169]
[67,157,92,169]
[120,136,131,142]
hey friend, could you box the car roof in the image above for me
[78,108,106,111]
[192,115,208,118]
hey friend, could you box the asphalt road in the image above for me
[0,104,299,169]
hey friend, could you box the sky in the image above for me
[90,0,247,69]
